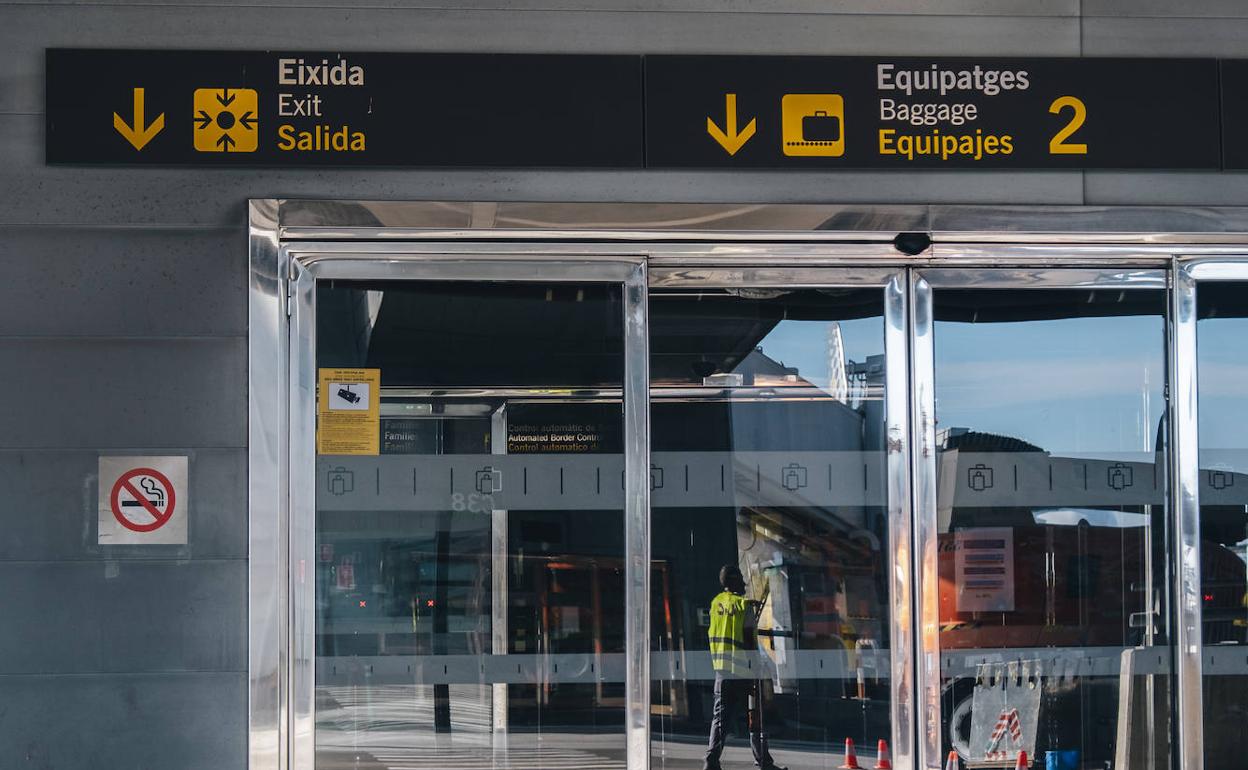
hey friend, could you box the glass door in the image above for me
[913,269,1175,770]
[645,268,913,770]
[277,252,1212,770]
[1182,261,1248,770]
[287,256,649,770]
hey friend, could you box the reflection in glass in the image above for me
[314,281,628,769]
[647,288,891,770]
[933,288,1171,770]
[1195,283,1248,770]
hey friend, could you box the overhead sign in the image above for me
[45,50,1240,169]
[98,456,188,545]
[645,56,1222,169]
[317,368,381,456]
[45,50,643,167]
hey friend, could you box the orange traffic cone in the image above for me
[873,739,892,769]
[839,738,861,769]
[944,750,959,770]
[1014,751,1029,769]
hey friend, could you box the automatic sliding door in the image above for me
[289,253,1201,770]
[1186,264,1248,770]
[916,270,1174,770]
[646,269,912,770]
[291,260,645,770]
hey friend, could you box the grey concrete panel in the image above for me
[1084,172,1248,206]
[0,6,1080,114]
[0,560,245,674]
[4,0,1081,14]
[0,121,1086,226]
[1082,16,1248,56]
[0,672,245,769]
[0,227,245,337]
[0,449,246,561]
[1085,0,1248,17]
[0,338,246,449]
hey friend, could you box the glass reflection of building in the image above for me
[931,288,1173,769]
[315,283,897,769]
[646,288,892,765]
[307,278,1248,770]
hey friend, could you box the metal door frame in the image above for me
[1168,257,1248,770]
[252,236,921,770]
[649,265,915,770]
[911,267,1184,770]
[283,250,648,770]
[250,199,1248,770]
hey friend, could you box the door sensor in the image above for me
[894,232,931,255]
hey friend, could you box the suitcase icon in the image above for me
[782,94,845,157]
[802,110,841,143]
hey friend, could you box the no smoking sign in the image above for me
[98,456,188,545]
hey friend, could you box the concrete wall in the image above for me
[3,1,1248,767]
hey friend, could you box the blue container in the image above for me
[1045,750,1079,770]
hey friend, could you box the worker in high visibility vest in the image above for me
[704,564,786,770]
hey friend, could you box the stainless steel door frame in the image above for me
[1170,260,1202,770]
[649,266,916,770]
[1167,256,1248,770]
[264,198,1248,246]
[907,271,938,770]
[909,267,1184,770]
[249,201,286,770]
[284,251,648,770]
[246,194,1246,770]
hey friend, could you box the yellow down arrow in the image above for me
[113,88,165,151]
[706,93,756,156]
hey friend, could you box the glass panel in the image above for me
[313,280,628,769]
[647,286,893,770]
[932,287,1172,770]
[1194,281,1248,770]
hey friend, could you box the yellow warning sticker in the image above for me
[317,368,381,455]
[193,88,259,152]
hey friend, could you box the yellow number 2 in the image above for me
[1049,96,1088,155]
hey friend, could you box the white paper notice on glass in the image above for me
[955,526,1015,613]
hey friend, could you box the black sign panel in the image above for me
[1221,60,1248,169]
[645,56,1222,169]
[46,49,644,167]
[46,50,1233,170]
[506,404,622,455]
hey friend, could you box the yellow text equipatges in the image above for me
[879,128,1013,161]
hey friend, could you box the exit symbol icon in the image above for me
[193,88,259,152]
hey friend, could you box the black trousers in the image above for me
[704,673,775,769]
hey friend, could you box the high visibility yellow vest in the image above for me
[709,591,751,674]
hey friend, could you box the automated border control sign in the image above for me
[98,456,189,545]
